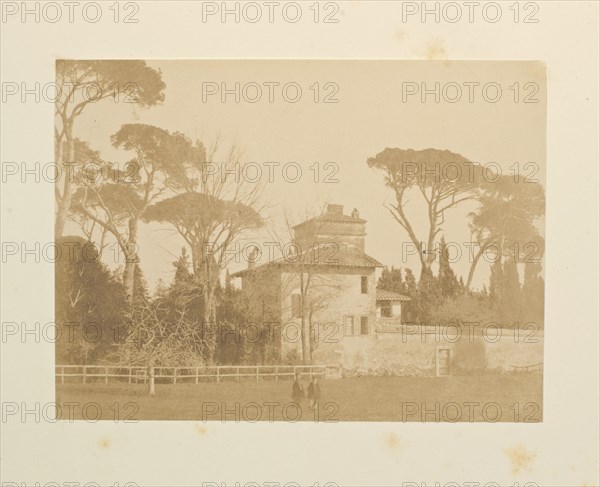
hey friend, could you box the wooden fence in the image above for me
[55,364,339,385]
[510,363,543,373]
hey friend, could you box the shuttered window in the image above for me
[360,316,369,336]
[344,315,355,336]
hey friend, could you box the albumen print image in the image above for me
[54,60,545,421]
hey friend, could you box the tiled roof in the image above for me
[231,244,382,277]
[293,214,366,228]
[376,289,411,301]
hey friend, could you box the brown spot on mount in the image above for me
[505,444,536,474]
[98,437,111,449]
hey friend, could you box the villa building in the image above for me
[232,204,542,376]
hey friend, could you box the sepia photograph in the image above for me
[2,2,599,487]
[53,60,546,422]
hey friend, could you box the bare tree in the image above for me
[271,208,345,365]
[110,298,205,395]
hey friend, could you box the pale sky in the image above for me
[65,60,546,291]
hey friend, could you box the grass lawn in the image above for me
[56,373,543,422]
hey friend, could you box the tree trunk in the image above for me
[466,246,485,290]
[147,365,155,395]
[299,273,310,365]
[300,314,309,365]
[123,260,136,304]
[308,319,315,365]
[425,226,437,268]
[202,286,217,364]
[122,218,139,304]
[55,133,75,238]
[419,260,431,281]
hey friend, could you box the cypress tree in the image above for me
[502,256,522,322]
[437,237,461,300]
[522,261,544,327]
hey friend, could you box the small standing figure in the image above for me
[292,373,305,402]
[307,376,321,409]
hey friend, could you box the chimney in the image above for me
[247,246,259,269]
[327,204,344,216]
[351,208,360,219]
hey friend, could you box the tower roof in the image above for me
[293,204,365,229]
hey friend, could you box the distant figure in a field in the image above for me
[292,373,305,402]
[307,376,321,408]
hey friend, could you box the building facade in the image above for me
[232,204,411,366]
[232,204,543,376]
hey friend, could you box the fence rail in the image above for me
[55,364,339,385]
[510,363,543,373]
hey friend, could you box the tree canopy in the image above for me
[368,148,483,275]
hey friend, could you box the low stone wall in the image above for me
[311,324,544,377]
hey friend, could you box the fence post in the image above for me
[275,366,278,381]
[195,367,199,385]
[237,367,240,382]
[173,368,177,385]
[256,366,259,382]
[216,367,220,383]
[105,367,108,384]
[128,367,132,384]
[83,366,87,384]
[61,367,65,385]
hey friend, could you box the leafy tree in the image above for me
[404,268,418,298]
[144,190,263,363]
[368,148,482,278]
[437,236,462,300]
[173,247,194,286]
[55,236,127,364]
[55,60,165,238]
[403,268,419,322]
[71,125,197,303]
[154,247,203,333]
[489,256,523,324]
[431,292,496,328]
[417,266,443,325]
[466,175,545,289]
[66,139,112,256]
[501,256,523,323]
[132,263,150,309]
[214,275,249,365]
[522,261,545,327]
[168,247,199,307]
[378,266,406,294]
[489,259,504,307]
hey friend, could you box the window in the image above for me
[360,276,368,294]
[436,348,451,376]
[344,315,355,337]
[291,294,302,318]
[360,316,369,336]
[380,304,392,318]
